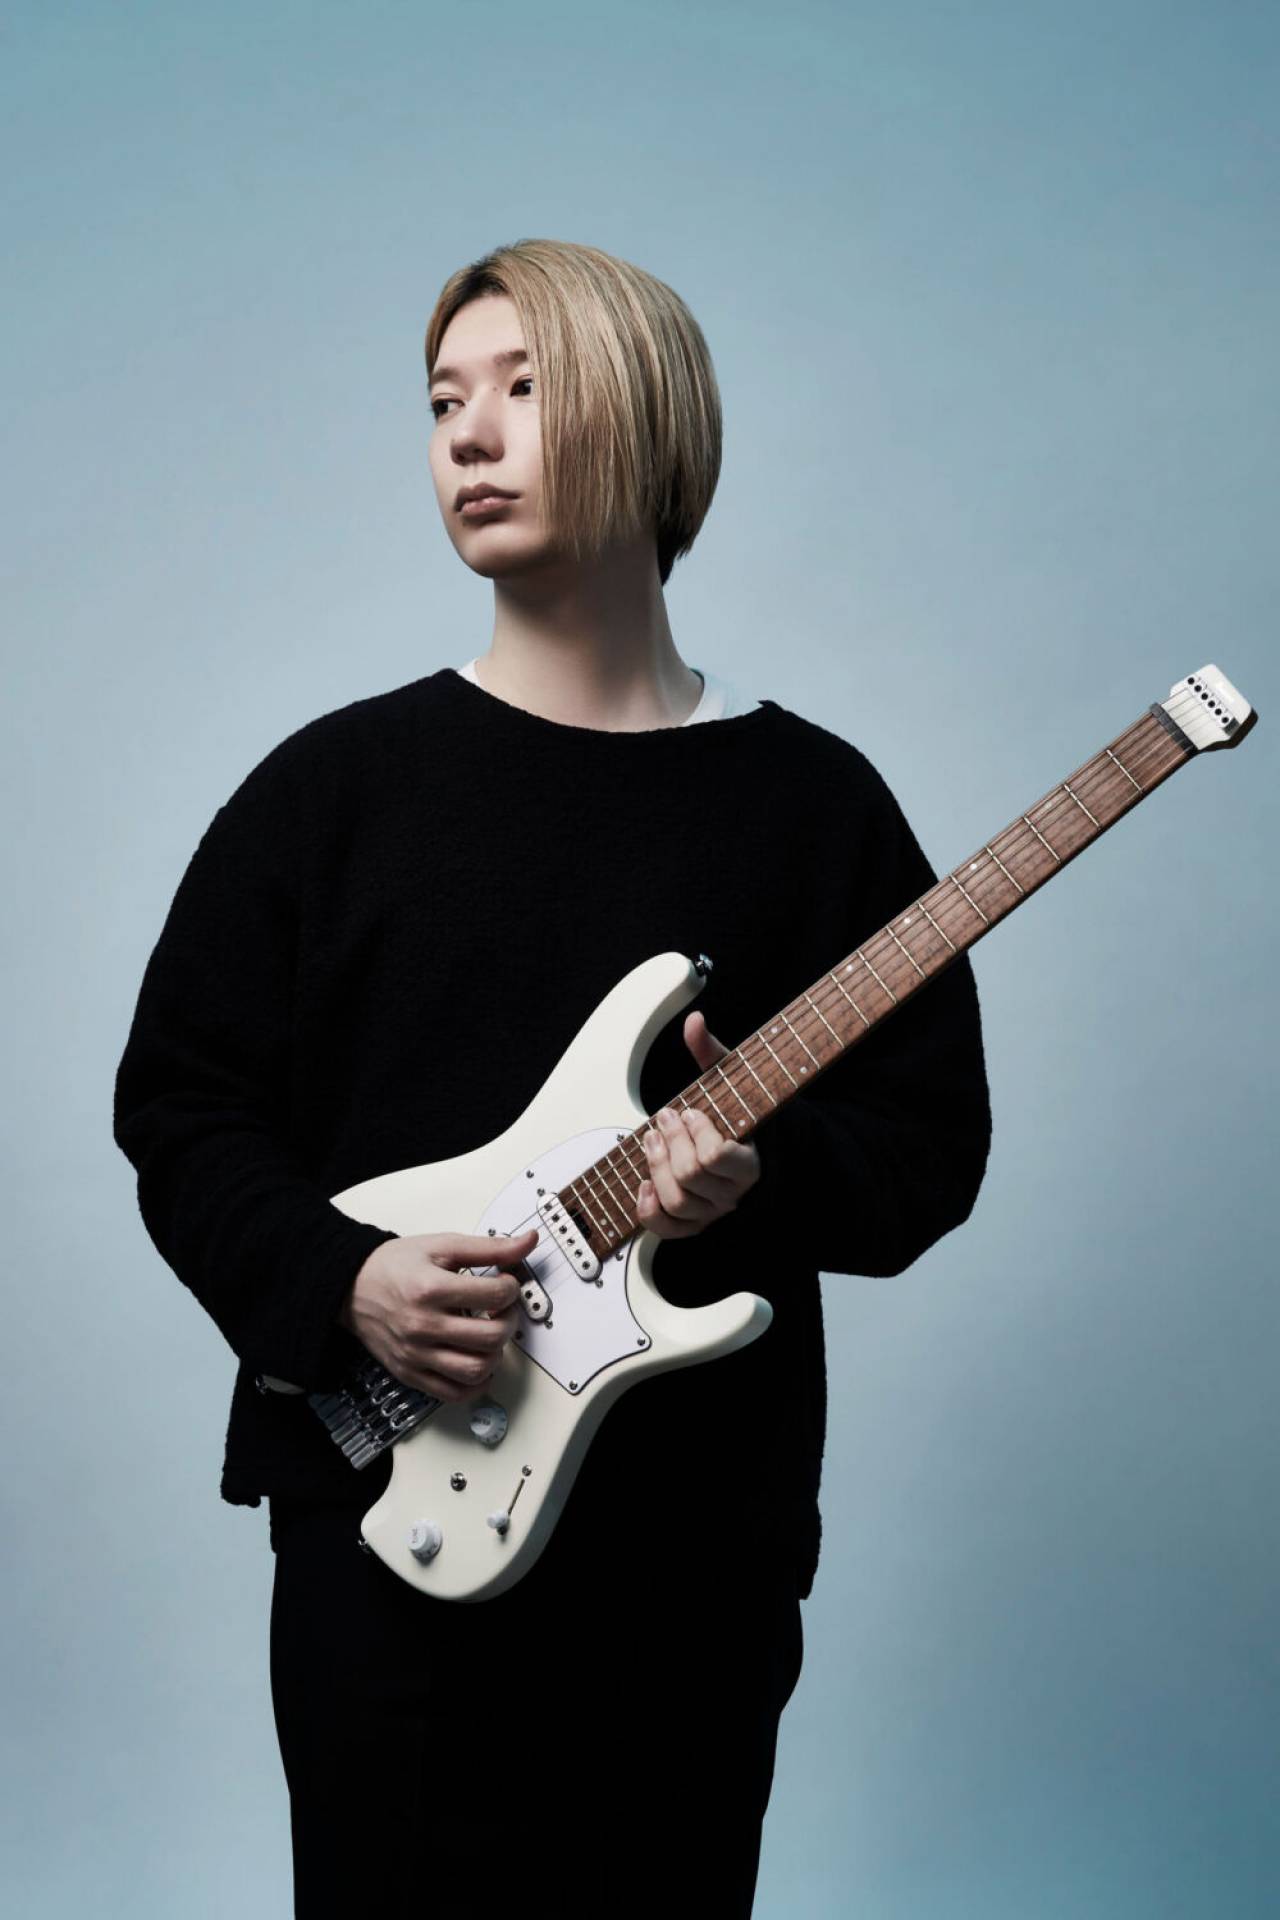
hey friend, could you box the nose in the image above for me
[446,384,505,465]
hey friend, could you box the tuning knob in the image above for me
[407,1520,443,1564]
[469,1402,508,1447]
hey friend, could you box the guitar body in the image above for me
[328,949,774,1602]
[275,663,1254,1605]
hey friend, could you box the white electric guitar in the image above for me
[262,666,1256,1602]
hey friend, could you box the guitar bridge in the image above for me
[307,1359,440,1470]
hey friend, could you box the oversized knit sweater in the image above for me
[112,665,992,1599]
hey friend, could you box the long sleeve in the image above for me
[735,747,992,1278]
[112,741,398,1389]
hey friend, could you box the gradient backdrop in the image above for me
[3,2,1276,1914]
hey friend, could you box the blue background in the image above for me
[3,2,1276,1913]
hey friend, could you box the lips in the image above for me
[455,486,518,510]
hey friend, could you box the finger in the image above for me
[685,1010,727,1062]
[386,1358,488,1401]
[429,1227,539,1271]
[636,1177,704,1239]
[644,1124,721,1213]
[653,1108,740,1195]
[424,1307,519,1352]
[681,1108,760,1187]
[429,1271,524,1314]
[414,1345,501,1391]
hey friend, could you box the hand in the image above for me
[637,1011,762,1239]
[340,1226,539,1399]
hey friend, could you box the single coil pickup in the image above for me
[536,1194,600,1282]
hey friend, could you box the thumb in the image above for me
[683,1008,727,1068]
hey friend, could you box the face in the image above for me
[427,293,557,579]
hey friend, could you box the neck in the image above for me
[558,698,1205,1257]
[480,538,702,730]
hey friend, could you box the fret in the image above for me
[829,966,872,1025]
[575,1186,616,1245]
[613,1134,646,1184]
[919,904,957,953]
[984,844,1025,895]
[777,1007,822,1071]
[804,987,847,1043]
[1030,792,1091,859]
[711,1057,756,1127]
[858,947,898,1004]
[737,1044,780,1106]
[583,1171,628,1240]
[949,872,990,927]
[959,854,1011,916]
[757,1029,800,1089]
[885,922,929,979]
[1022,812,1062,862]
[1062,780,1100,827]
[549,691,1230,1268]
[696,1078,739,1134]
[1105,745,1144,794]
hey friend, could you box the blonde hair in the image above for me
[424,238,722,587]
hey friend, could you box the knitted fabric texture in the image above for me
[113,667,992,1599]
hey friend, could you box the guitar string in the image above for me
[458,688,1220,1287]
[559,693,1205,1229]
[471,691,1206,1278]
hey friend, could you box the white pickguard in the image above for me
[470,1131,653,1392]
[324,950,774,1602]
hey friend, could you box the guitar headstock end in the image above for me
[1165,665,1257,752]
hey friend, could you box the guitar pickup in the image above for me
[515,1260,551,1322]
[536,1192,600,1282]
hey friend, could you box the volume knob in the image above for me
[469,1402,508,1447]
[407,1520,443,1564]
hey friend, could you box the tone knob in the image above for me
[469,1402,508,1447]
[407,1520,443,1564]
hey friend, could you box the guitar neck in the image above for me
[560,667,1256,1256]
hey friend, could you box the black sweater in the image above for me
[112,666,992,1599]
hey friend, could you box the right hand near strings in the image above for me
[339,1226,539,1399]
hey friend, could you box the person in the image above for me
[113,237,992,1916]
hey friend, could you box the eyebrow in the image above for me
[429,346,529,390]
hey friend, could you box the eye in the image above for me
[430,375,535,421]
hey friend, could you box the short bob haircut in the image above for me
[424,238,722,587]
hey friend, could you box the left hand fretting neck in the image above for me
[559,667,1255,1259]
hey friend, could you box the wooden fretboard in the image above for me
[302,664,1253,1472]
[556,691,1215,1256]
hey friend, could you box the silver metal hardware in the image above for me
[536,1191,599,1282]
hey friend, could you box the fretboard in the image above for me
[558,700,1198,1255]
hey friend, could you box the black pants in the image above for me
[268,1488,805,1917]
